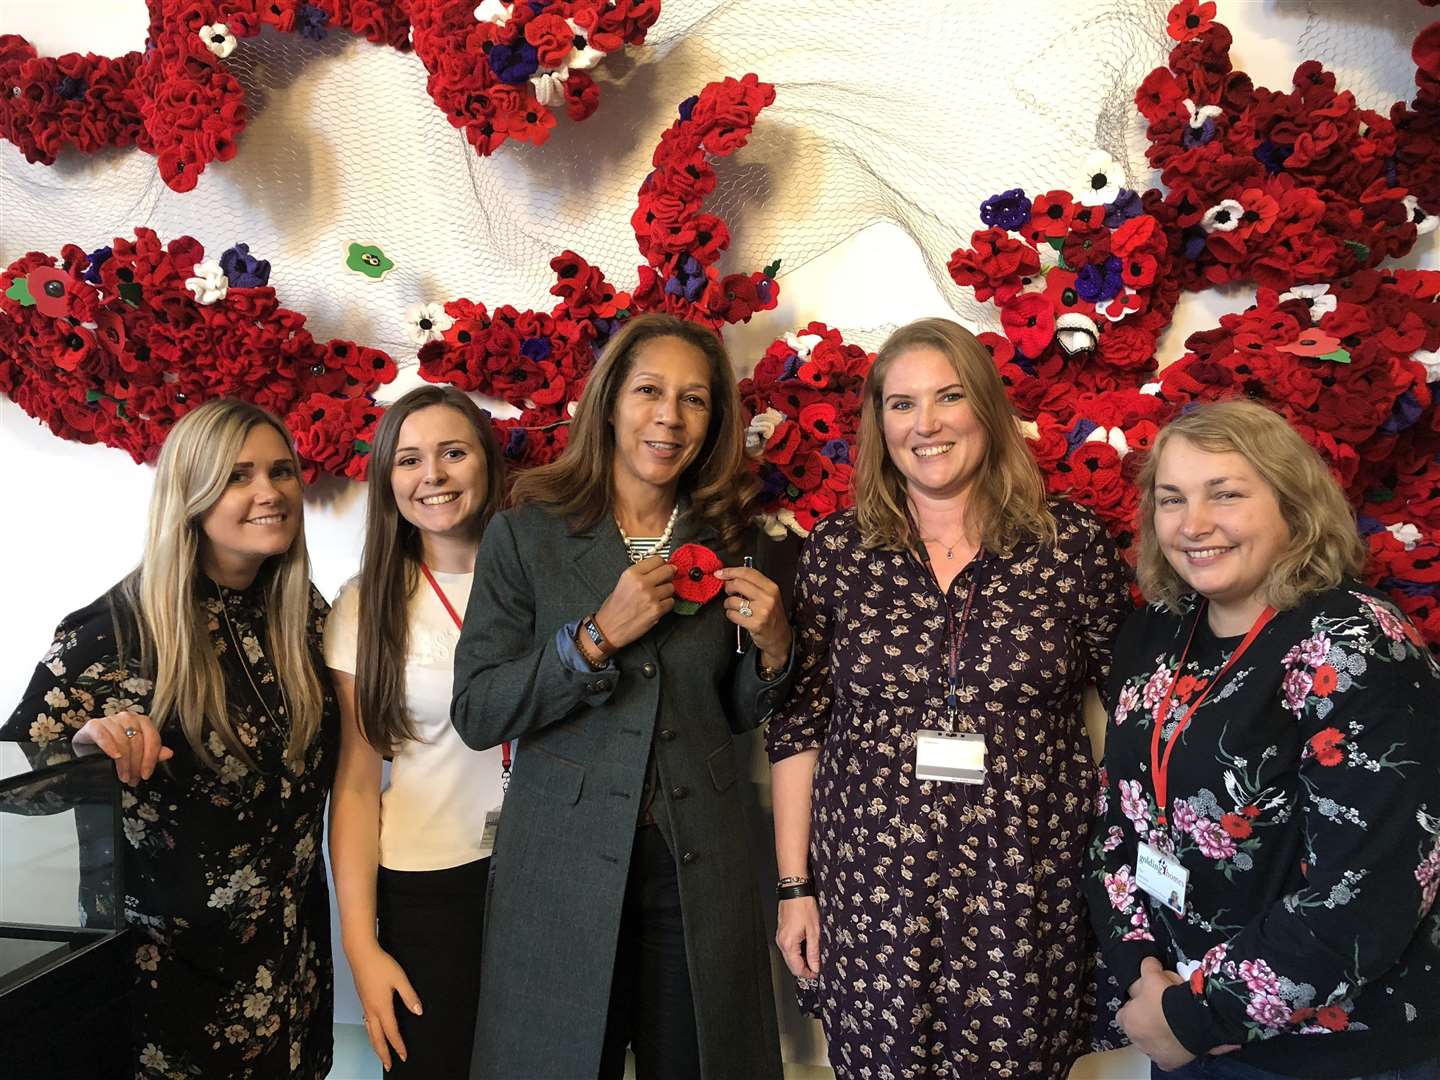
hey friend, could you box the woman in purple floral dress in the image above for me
[1087,401,1440,1079]
[767,319,1131,1079]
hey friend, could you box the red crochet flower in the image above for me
[1166,0,1217,42]
[669,543,723,613]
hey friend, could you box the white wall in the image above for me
[2,3,1435,1078]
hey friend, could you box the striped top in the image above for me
[622,536,671,562]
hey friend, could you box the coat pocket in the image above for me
[528,743,585,805]
[706,742,738,793]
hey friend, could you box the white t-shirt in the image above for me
[324,570,505,872]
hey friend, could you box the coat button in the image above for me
[670,786,688,800]
[641,661,657,678]
[762,689,777,705]
[588,679,612,694]
[658,728,676,741]
[681,851,697,865]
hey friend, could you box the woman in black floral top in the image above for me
[1087,401,1440,1079]
[3,400,338,1079]
[767,319,1131,1079]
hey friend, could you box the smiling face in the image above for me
[609,335,713,503]
[198,423,303,586]
[390,404,489,543]
[879,346,989,502]
[1152,436,1292,626]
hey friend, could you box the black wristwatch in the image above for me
[583,615,609,654]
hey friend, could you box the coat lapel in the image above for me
[568,521,632,611]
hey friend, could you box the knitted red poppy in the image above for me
[669,543,723,614]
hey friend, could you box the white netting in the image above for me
[1,0,1176,369]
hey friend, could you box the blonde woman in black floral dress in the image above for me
[1086,401,1440,1079]
[767,318,1131,1079]
[3,400,337,1079]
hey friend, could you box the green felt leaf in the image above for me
[353,439,371,454]
[1318,348,1352,365]
[786,484,801,498]
[1344,240,1370,261]
[672,599,701,616]
[4,277,35,306]
[762,258,782,278]
[118,281,143,307]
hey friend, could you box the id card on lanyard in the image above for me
[1136,601,1275,915]
[911,533,986,785]
[421,562,510,856]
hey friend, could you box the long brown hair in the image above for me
[509,313,759,552]
[853,317,1055,552]
[118,399,324,774]
[355,386,505,752]
[1136,400,1366,613]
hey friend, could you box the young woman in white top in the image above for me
[326,386,506,1076]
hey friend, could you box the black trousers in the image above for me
[597,825,702,1080]
[375,856,489,1080]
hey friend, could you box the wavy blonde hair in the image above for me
[118,399,325,773]
[1136,400,1366,613]
[510,313,759,553]
[854,317,1055,552]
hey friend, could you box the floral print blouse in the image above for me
[1086,583,1440,1078]
[767,501,1131,1080]
[2,576,338,1079]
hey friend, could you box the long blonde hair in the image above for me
[853,317,1055,552]
[1136,400,1366,613]
[118,399,325,773]
[510,313,759,553]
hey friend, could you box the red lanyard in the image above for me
[420,561,511,776]
[1150,603,1275,827]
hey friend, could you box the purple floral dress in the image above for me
[767,502,1130,1080]
[1086,584,1440,1078]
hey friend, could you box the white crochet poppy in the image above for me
[404,302,453,346]
[1055,312,1098,356]
[784,331,825,359]
[530,69,569,109]
[185,261,228,305]
[1412,346,1440,383]
[1140,381,1163,396]
[1279,284,1336,321]
[1403,195,1438,236]
[564,19,607,70]
[1183,98,1223,130]
[1076,150,1124,206]
[198,23,237,60]
[474,0,511,26]
[1201,199,1244,233]
[1084,424,1130,457]
[745,407,786,455]
[1386,522,1422,549]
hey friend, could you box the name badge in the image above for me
[915,730,985,784]
[1136,840,1188,916]
[479,807,502,859]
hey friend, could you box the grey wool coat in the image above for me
[451,502,793,1080]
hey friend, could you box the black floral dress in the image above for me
[1085,584,1440,1078]
[2,577,338,1079]
[766,501,1131,1080]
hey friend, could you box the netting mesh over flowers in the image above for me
[2,0,1181,367]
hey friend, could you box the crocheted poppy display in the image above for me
[0,0,659,192]
[668,543,723,614]
[416,75,781,471]
[0,229,394,480]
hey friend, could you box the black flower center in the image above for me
[1047,204,1064,219]
[573,34,587,49]
[418,317,433,331]
[1214,209,1231,224]
[1185,14,1200,28]
[1091,172,1107,189]
[688,567,704,582]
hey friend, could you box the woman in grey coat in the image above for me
[452,313,795,1080]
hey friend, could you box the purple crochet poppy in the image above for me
[1075,256,1123,303]
[218,243,271,288]
[520,336,552,362]
[488,42,539,85]
[979,188,1032,232]
[1103,189,1143,230]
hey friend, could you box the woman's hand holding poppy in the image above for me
[595,555,676,651]
[716,565,792,670]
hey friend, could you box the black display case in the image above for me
[0,743,131,1079]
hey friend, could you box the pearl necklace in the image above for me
[615,502,680,563]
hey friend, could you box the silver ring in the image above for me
[738,602,754,619]
[123,727,139,739]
